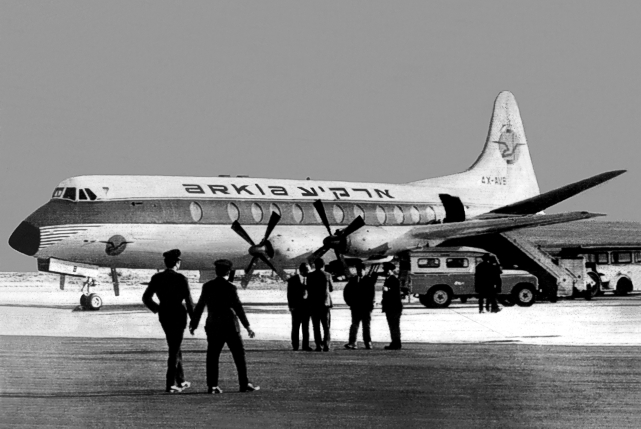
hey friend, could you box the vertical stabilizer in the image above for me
[412,91,540,209]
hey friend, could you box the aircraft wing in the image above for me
[398,211,602,246]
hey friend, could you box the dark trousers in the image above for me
[311,307,331,348]
[161,322,185,389]
[385,311,402,346]
[348,308,372,345]
[205,327,248,389]
[290,308,311,350]
[478,291,498,312]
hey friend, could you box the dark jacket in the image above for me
[287,274,308,310]
[475,261,503,294]
[142,270,194,328]
[344,275,376,311]
[381,274,402,314]
[306,270,334,309]
[191,277,250,334]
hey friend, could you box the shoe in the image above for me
[240,383,260,392]
[344,343,356,350]
[323,346,330,352]
[384,344,402,350]
[207,386,223,394]
[302,346,313,351]
[479,310,485,314]
[365,343,373,350]
[179,381,191,390]
[491,308,502,313]
[315,346,322,352]
[292,347,299,351]
[166,385,184,393]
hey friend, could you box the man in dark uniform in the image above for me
[189,259,259,394]
[287,262,312,351]
[381,262,403,350]
[142,249,194,393]
[306,258,334,352]
[344,261,376,350]
[475,253,502,313]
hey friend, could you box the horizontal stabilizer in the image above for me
[488,170,626,215]
[405,211,602,244]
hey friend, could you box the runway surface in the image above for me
[3,283,641,427]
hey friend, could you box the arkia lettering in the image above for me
[183,183,395,199]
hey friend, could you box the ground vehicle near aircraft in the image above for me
[404,248,538,308]
[8,92,625,309]
[555,246,641,297]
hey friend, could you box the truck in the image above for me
[401,247,539,309]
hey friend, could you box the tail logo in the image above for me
[493,125,525,165]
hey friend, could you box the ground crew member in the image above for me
[189,259,259,394]
[287,262,312,351]
[306,258,334,352]
[475,253,502,313]
[142,249,194,393]
[381,262,403,350]
[344,261,376,350]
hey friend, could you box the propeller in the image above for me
[231,211,289,288]
[308,199,365,276]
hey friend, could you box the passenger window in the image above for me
[292,204,304,223]
[190,202,203,222]
[78,189,88,200]
[409,206,420,224]
[251,203,264,222]
[227,203,240,222]
[85,188,97,201]
[52,187,64,198]
[446,258,469,268]
[613,252,632,264]
[353,204,365,221]
[424,206,436,223]
[62,187,76,201]
[596,253,609,264]
[333,205,344,223]
[376,206,387,224]
[393,206,404,224]
[270,203,281,217]
[417,258,440,268]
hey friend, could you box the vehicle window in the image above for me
[475,257,483,265]
[612,252,632,264]
[333,205,344,223]
[417,258,440,268]
[635,252,641,263]
[584,254,596,263]
[596,253,609,264]
[251,203,263,222]
[62,187,76,201]
[227,203,240,222]
[78,189,88,200]
[292,204,304,223]
[52,187,64,198]
[446,258,469,268]
[85,188,97,201]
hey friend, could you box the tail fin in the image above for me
[411,91,540,209]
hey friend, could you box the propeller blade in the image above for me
[340,215,365,237]
[257,254,289,283]
[313,200,332,236]
[241,256,260,289]
[263,211,281,241]
[231,221,256,246]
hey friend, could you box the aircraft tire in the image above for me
[427,286,452,309]
[512,283,536,307]
[87,293,102,310]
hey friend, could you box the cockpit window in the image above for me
[62,187,76,201]
[78,189,88,200]
[52,188,64,198]
[85,188,97,201]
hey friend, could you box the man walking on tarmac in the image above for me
[142,249,194,393]
[475,253,502,313]
[344,261,376,350]
[306,258,334,352]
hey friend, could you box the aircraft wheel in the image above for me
[586,271,601,298]
[87,293,102,310]
[80,294,88,307]
[427,286,452,309]
[512,284,536,307]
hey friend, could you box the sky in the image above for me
[1,1,640,271]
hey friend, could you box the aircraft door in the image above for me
[439,194,466,223]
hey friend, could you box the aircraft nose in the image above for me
[9,221,40,256]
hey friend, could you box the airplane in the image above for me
[9,91,625,309]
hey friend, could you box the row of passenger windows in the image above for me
[52,187,97,201]
[188,201,442,225]
[585,252,641,265]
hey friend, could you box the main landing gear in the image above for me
[79,277,102,310]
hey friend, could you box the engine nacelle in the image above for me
[344,226,395,257]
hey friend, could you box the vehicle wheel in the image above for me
[428,286,452,309]
[586,271,601,298]
[80,294,88,306]
[616,278,632,296]
[498,296,515,307]
[87,293,102,310]
[459,297,468,304]
[512,284,536,307]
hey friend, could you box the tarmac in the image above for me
[2,284,641,427]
